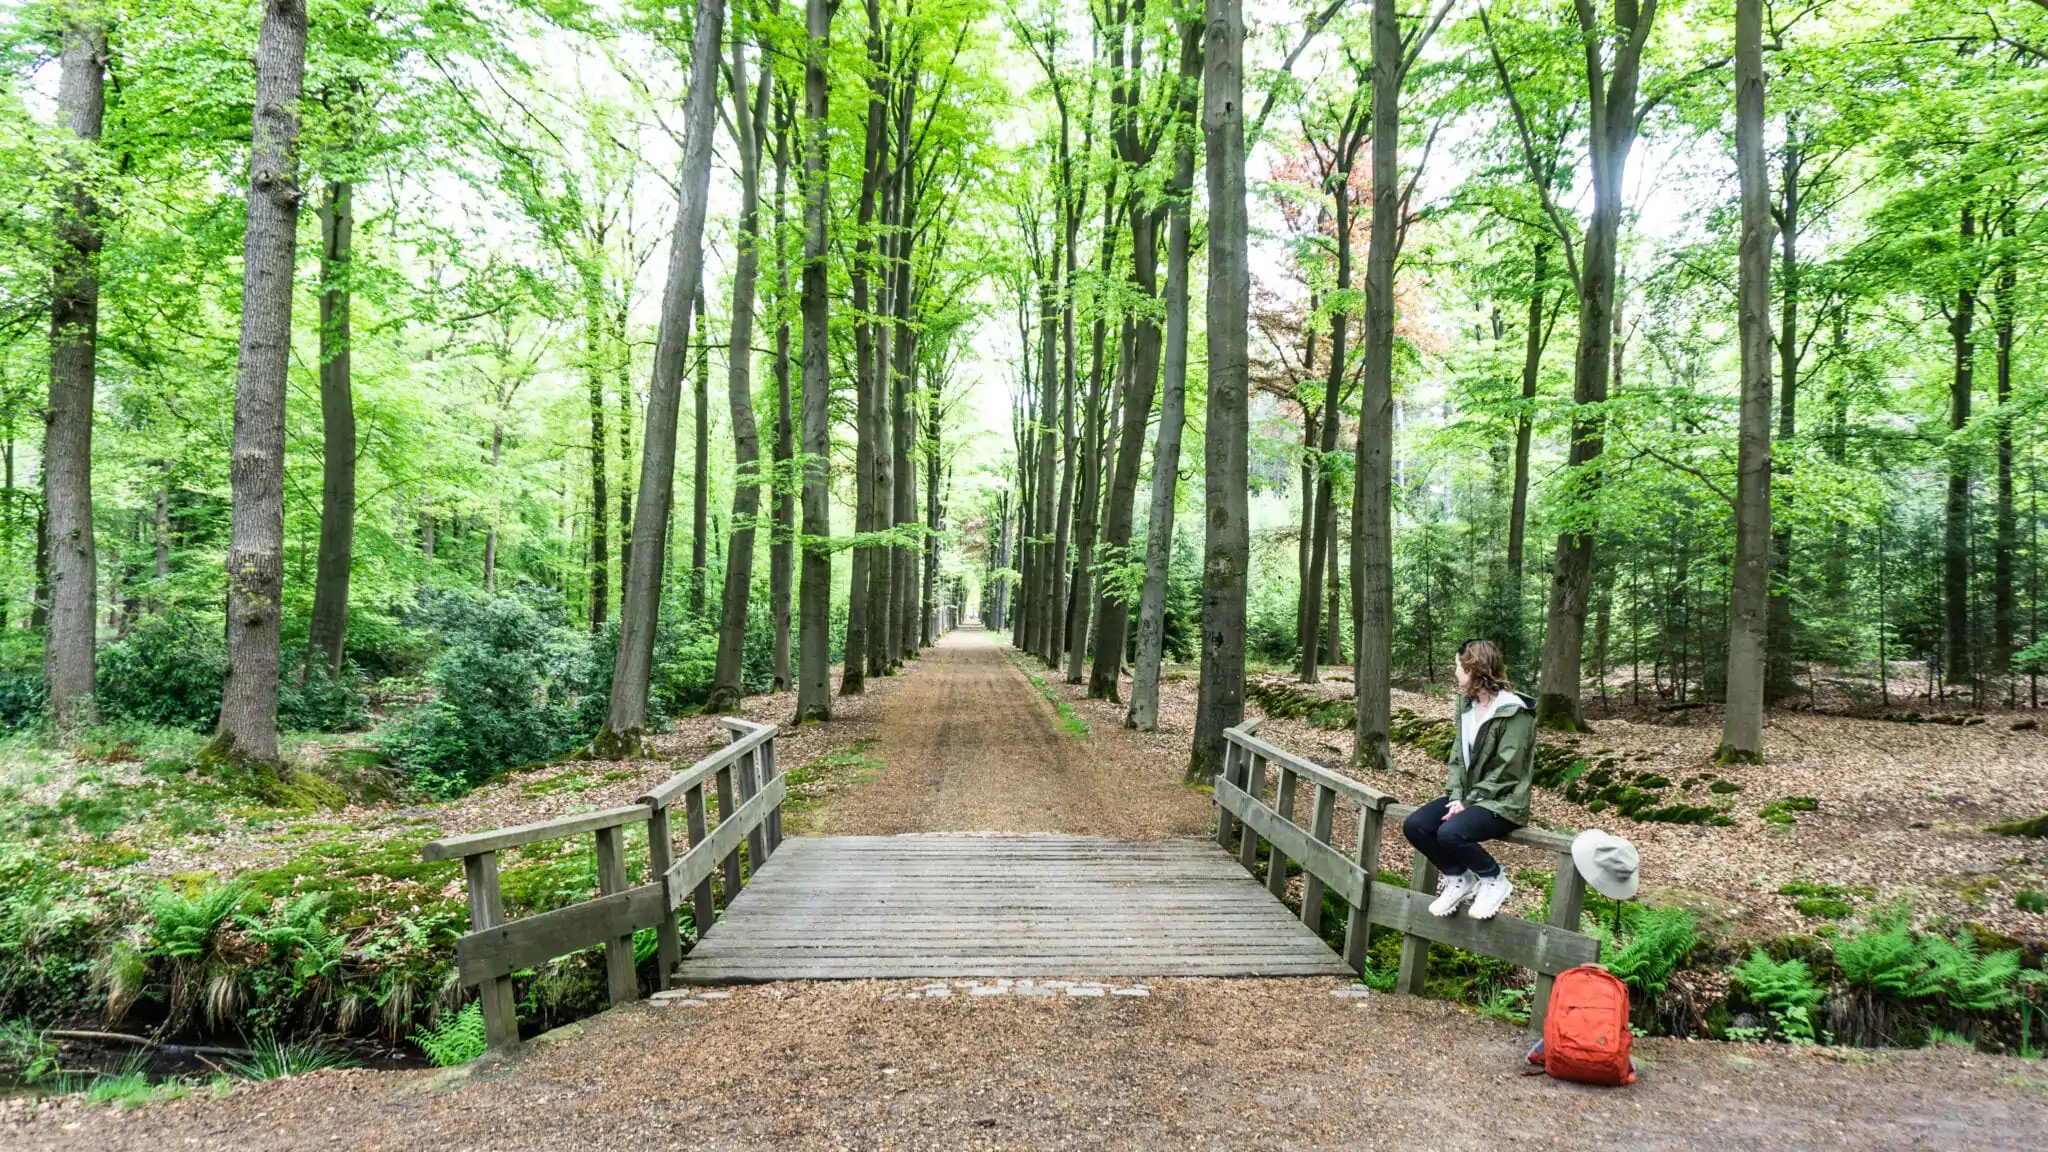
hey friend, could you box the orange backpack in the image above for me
[1527,965,1636,1086]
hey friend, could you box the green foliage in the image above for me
[380,593,588,795]
[1759,796,1820,825]
[0,1016,58,1082]
[2017,890,2047,915]
[1593,906,1699,1001]
[1731,951,1825,1043]
[412,1002,488,1066]
[1833,906,2027,1016]
[142,881,245,962]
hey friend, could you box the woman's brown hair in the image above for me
[1457,638,1512,696]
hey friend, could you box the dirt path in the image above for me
[15,630,2048,1149]
[817,627,1211,839]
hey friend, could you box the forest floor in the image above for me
[1198,667,2048,953]
[13,627,2048,1149]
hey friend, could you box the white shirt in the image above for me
[1459,691,1516,765]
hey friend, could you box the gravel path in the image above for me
[15,628,2047,1149]
[817,628,1211,839]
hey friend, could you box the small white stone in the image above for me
[1331,987,1371,999]
[1065,986,1104,997]
[1016,986,1054,997]
[697,990,732,1000]
[922,984,950,995]
[901,992,920,1000]
[970,985,1009,997]
[996,978,1014,988]
[1111,987,1150,997]
[649,990,696,1001]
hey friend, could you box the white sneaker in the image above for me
[1428,872,1480,917]
[1468,873,1515,920]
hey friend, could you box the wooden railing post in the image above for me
[1238,753,1267,872]
[1300,783,1336,934]
[738,748,767,877]
[685,783,716,934]
[761,734,783,851]
[463,850,519,1051]
[645,804,682,989]
[1395,851,1437,996]
[1215,737,1242,851]
[716,760,742,897]
[1342,801,1385,974]
[592,826,638,1005]
[1265,764,1299,899]
[1528,850,1589,1033]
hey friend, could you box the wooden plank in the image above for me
[424,804,648,861]
[1370,878,1597,977]
[593,826,638,1006]
[1214,778,1366,906]
[1395,854,1437,995]
[1528,850,1592,1032]
[463,851,518,1051]
[1300,783,1335,935]
[666,775,787,901]
[1342,806,1384,975]
[738,749,768,879]
[644,805,682,989]
[456,882,666,984]
[642,719,776,808]
[761,738,783,850]
[1227,727,1394,813]
[1215,739,1242,851]
[716,763,742,898]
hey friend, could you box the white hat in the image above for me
[1572,830,1640,901]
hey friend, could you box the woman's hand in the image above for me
[1443,801,1464,821]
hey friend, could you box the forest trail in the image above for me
[14,635,2048,1148]
[816,626,1213,839]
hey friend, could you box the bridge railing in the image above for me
[1216,721,1599,1033]
[421,718,785,1052]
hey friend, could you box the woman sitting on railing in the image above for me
[1402,638,1537,921]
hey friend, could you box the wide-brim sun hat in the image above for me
[1572,829,1640,901]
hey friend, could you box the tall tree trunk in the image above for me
[769,102,796,692]
[690,290,710,619]
[892,233,919,663]
[708,28,771,714]
[1031,273,1061,664]
[923,378,942,645]
[586,285,610,632]
[618,300,635,580]
[1192,0,1248,779]
[847,12,887,694]
[1087,204,1161,699]
[793,0,834,723]
[1065,229,1115,685]
[44,12,105,729]
[1764,127,1802,704]
[1993,205,2017,697]
[1353,0,1402,774]
[1945,205,1978,695]
[306,178,355,680]
[211,0,308,768]
[1507,237,1548,659]
[595,0,727,753]
[1304,123,1360,686]
[484,416,502,592]
[1134,10,1200,736]
[1719,0,1772,765]
[1534,0,1658,732]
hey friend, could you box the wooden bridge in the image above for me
[424,718,1601,1052]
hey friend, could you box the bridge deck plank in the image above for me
[675,835,1350,983]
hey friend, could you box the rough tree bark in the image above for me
[1945,205,1977,696]
[1718,0,1772,765]
[593,0,727,754]
[690,288,710,619]
[846,5,888,693]
[586,276,610,633]
[1132,10,1199,736]
[794,0,834,723]
[1764,125,1802,704]
[306,178,356,680]
[211,0,308,769]
[707,24,771,714]
[1191,0,1248,780]
[769,100,796,691]
[44,13,105,729]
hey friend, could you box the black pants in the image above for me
[1403,795,1519,879]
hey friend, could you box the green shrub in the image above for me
[412,1001,488,1066]
[381,594,585,795]
[1595,906,1699,1001]
[225,1034,356,1080]
[1795,896,1853,920]
[1731,951,1825,1043]
[2017,890,2047,914]
[1709,780,1742,795]
[1760,796,1819,825]
[96,615,228,730]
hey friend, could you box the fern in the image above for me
[1596,907,1698,1000]
[1731,951,1824,1043]
[1911,933,2020,1013]
[241,894,343,991]
[411,1002,488,1067]
[142,882,247,960]
[1833,907,1919,997]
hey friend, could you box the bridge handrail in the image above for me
[422,718,785,1053]
[1217,722,1599,1034]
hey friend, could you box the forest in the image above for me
[1,0,2047,1119]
